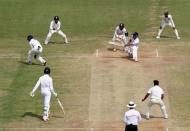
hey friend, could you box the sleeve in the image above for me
[160,88,164,94]
[123,112,128,124]
[147,88,152,94]
[114,26,118,36]
[138,112,142,122]
[161,16,165,25]
[49,21,53,30]
[32,78,41,93]
[57,22,61,30]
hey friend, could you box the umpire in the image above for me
[124,101,141,131]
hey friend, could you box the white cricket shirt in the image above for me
[124,109,141,125]
[162,14,175,27]
[50,20,61,31]
[115,26,127,36]
[148,85,164,100]
[29,39,43,52]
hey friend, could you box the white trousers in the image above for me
[112,34,128,45]
[41,91,51,117]
[28,49,46,64]
[146,98,168,118]
[45,30,68,44]
[127,46,138,61]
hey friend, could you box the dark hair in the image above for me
[153,80,159,85]
[27,35,33,41]
[44,67,50,74]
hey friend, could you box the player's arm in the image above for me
[50,21,54,30]
[30,78,41,97]
[142,93,150,101]
[49,78,57,97]
[57,22,61,30]
[169,15,175,28]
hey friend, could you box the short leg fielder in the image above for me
[146,99,168,119]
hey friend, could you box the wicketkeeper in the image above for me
[30,67,57,121]
[44,16,69,44]
[27,35,46,66]
[112,23,128,51]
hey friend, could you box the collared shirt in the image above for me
[29,39,43,52]
[50,20,61,31]
[32,74,55,94]
[131,37,139,47]
[124,109,141,125]
[114,26,127,36]
[148,85,164,100]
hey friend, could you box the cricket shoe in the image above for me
[177,36,180,40]
[43,115,49,121]
[113,48,117,52]
[156,36,160,39]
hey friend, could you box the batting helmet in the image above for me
[119,23,124,30]
[27,35,33,41]
[44,67,51,74]
[164,10,169,17]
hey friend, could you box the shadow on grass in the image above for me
[21,112,42,120]
[18,61,43,66]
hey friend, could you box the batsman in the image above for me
[30,67,57,121]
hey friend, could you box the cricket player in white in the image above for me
[126,32,139,62]
[156,11,180,39]
[45,16,69,44]
[30,67,57,121]
[112,23,128,51]
[124,101,141,131]
[27,35,46,66]
[142,80,168,119]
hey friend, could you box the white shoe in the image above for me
[156,36,160,39]
[113,48,116,52]
[164,115,168,119]
[43,115,49,121]
[177,36,180,40]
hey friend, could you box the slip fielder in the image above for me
[45,16,69,44]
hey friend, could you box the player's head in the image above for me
[119,23,124,30]
[153,80,159,85]
[164,10,169,18]
[44,67,51,74]
[132,32,138,39]
[27,35,33,42]
[54,16,59,23]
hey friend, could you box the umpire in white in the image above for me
[124,101,141,131]
[30,67,57,121]
[142,80,168,119]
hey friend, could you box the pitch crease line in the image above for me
[156,48,159,57]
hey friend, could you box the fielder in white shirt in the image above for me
[125,32,139,62]
[45,16,69,45]
[30,67,57,121]
[112,23,128,51]
[142,80,168,119]
[124,101,141,131]
[156,11,180,39]
[27,35,46,66]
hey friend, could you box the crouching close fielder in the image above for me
[45,16,69,44]
[27,35,46,66]
[112,23,128,51]
[125,32,139,62]
[30,67,57,121]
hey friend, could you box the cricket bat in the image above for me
[56,97,65,115]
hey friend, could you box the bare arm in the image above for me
[142,93,150,102]
[161,94,164,100]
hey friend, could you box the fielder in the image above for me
[124,101,141,131]
[142,80,168,119]
[156,11,180,39]
[111,23,128,51]
[27,35,46,66]
[125,32,139,62]
[44,16,69,44]
[30,67,57,121]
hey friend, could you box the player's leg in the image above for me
[27,50,34,64]
[157,23,166,38]
[159,100,168,119]
[146,100,154,119]
[36,51,46,66]
[132,46,138,62]
[44,30,54,45]
[173,27,180,39]
[42,92,51,121]
[58,30,69,43]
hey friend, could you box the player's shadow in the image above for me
[18,61,43,66]
[21,112,42,120]
[159,35,176,39]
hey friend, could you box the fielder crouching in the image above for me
[30,67,57,121]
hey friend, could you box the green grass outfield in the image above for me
[0,0,190,130]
